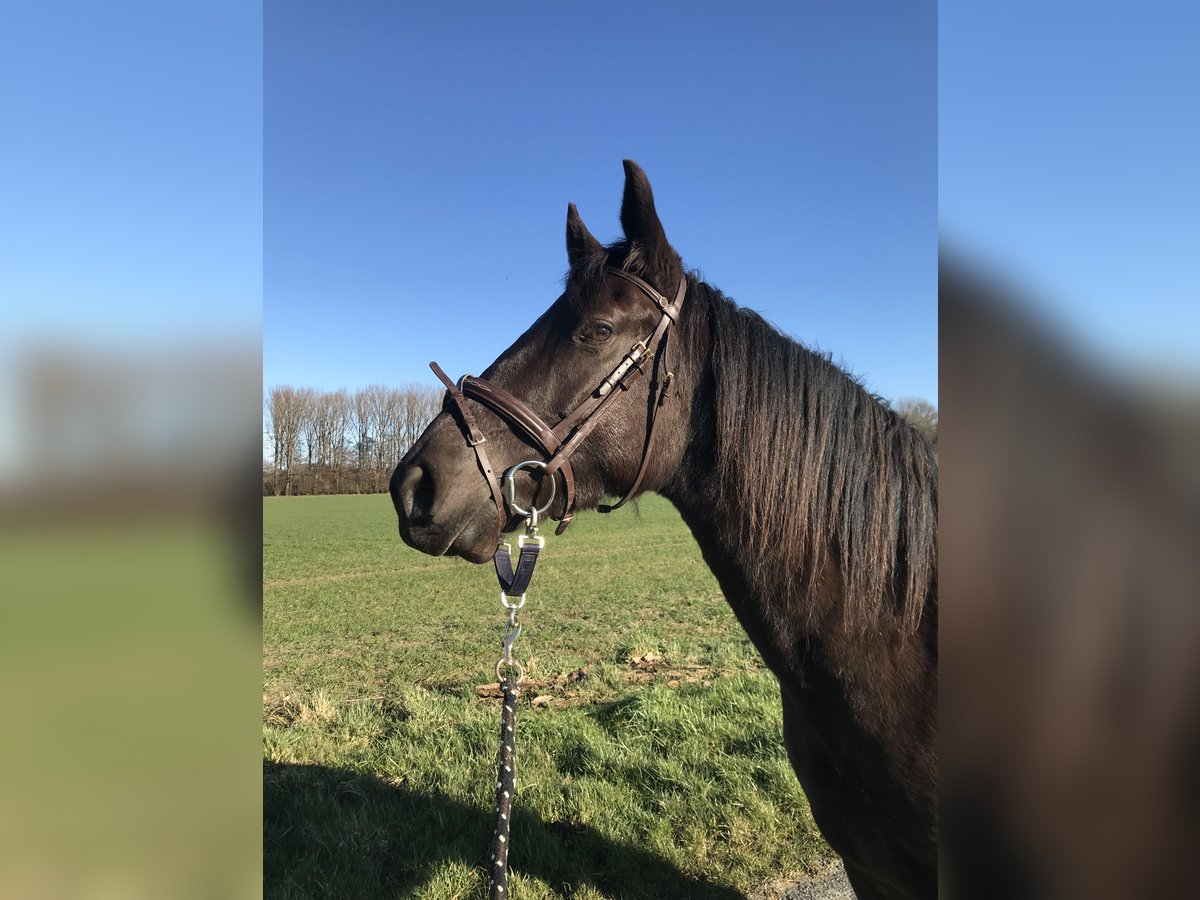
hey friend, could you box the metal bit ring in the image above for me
[501,460,556,518]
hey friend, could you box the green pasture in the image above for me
[264,493,832,899]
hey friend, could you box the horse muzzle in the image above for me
[391,425,503,563]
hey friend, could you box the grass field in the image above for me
[264,493,832,899]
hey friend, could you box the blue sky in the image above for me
[940,2,1200,374]
[1,0,262,343]
[265,1,938,404]
[6,1,1197,434]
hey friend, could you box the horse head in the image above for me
[391,161,696,562]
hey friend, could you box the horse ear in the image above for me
[619,160,677,278]
[566,203,602,269]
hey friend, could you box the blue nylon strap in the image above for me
[493,542,540,597]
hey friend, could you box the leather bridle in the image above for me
[430,266,688,536]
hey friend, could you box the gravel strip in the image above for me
[749,860,856,900]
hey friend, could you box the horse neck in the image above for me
[659,282,937,710]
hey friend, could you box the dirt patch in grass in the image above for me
[473,666,591,707]
[471,654,764,708]
[624,651,726,686]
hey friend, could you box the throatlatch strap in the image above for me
[488,674,519,899]
[493,543,540,597]
[598,329,675,513]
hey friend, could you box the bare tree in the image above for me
[896,397,938,444]
[353,387,376,494]
[327,389,351,494]
[402,384,442,452]
[266,385,304,496]
[297,388,319,491]
[377,387,402,491]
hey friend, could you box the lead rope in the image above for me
[487,511,544,898]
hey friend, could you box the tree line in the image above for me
[264,384,443,495]
[265,384,937,496]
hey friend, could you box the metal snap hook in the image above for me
[501,621,522,663]
[501,460,556,518]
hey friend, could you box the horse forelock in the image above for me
[564,241,665,299]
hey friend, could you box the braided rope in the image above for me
[488,673,520,898]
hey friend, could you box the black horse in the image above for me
[392,161,937,899]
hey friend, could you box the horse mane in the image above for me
[569,244,936,636]
[700,281,937,636]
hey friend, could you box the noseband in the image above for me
[430,267,687,536]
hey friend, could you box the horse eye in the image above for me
[583,322,613,343]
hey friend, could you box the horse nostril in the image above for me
[397,464,436,525]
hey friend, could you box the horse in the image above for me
[391,161,938,899]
